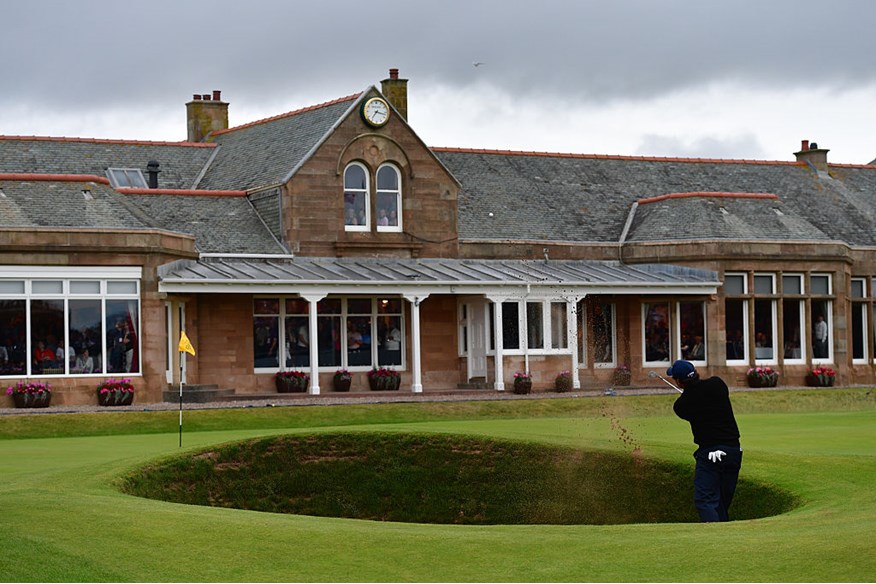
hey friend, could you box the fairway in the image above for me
[1,389,875,582]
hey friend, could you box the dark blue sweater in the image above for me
[673,376,741,448]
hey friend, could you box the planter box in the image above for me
[98,390,134,406]
[11,392,52,408]
[513,379,532,394]
[276,376,308,393]
[333,378,352,392]
[368,375,400,391]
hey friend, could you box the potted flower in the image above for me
[333,368,352,392]
[613,364,631,386]
[6,380,52,408]
[805,366,836,387]
[96,378,135,406]
[555,370,573,392]
[367,367,401,391]
[746,366,779,388]
[275,370,309,393]
[513,371,532,394]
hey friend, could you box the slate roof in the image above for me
[0,136,215,190]
[0,178,153,229]
[158,256,719,294]
[195,94,361,191]
[434,149,876,247]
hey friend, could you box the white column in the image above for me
[568,297,583,389]
[301,294,325,395]
[403,293,429,393]
[488,296,506,391]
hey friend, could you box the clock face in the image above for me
[362,97,390,127]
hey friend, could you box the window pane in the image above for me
[526,302,544,349]
[851,279,865,299]
[285,298,309,314]
[318,298,342,314]
[33,280,63,294]
[69,299,101,374]
[377,298,402,313]
[592,302,614,364]
[550,302,568,349]
[782,275,802,295]
[253,316,279,368]
[70,281,101,294]
[782,299,803,360]
[852,303,866,360]
[376,165,398,190]
[285,316,309,368]
[725,299,746,361]
[345,165,367,189]
[724,274,745,295]
[754,299,775,360]
[344,192,367,226]
[347,316,372,367]
[0,299,27,375]
[106,300,139,374]
[348,298,371,314]
[254,298,279,315]
[679,301,706,361]
[376,192,398,226]
[0,281,25,294]
[644,303,670,363]
[378,315,403,366]
[107,281,138,294]
[317,316,341,367]
[754,275,773,294]
[811,300,830,358]
[811,275,830,295]
[31,299,65,374]
[502,302,520,350]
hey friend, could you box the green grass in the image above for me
[1,388,875,582]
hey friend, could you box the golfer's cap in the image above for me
[667,359,696,380]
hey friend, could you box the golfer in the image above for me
[668,359,742,522]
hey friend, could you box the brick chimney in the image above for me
[381,68,408,121]
[186,90,229,142]
[794,139,829,172]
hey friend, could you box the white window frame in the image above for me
[724,273,748,365]
[782,274,806,365]
[753,273,778,365]
[642,301,671,367]
[592,302,616,369]
[810,273,833,365]
[106,167,148,188]
[676,300,707,366]
[343,162,370,232]
[487,298,572,356]
[375,163,402,233]
[851,277,868,364]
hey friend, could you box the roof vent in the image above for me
[0,188,5,198]
[82,189,93,201]
[146,160,161,189]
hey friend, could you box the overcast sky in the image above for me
[3,0,875,163]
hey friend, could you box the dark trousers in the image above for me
[693,445,742,522]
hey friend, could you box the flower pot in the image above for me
[806,374,834,387]
[555,378,573,393]
[369,375,400,391]
[276,376,308,393]
[513,379,532,394]
[613,372,631,386]
[98,390,135,406]
[333,378,351,392]
[12,391,51,408]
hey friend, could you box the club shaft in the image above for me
[653,373,683,393]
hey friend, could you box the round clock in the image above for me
[361,97,390,127]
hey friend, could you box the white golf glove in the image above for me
[708,450,727,463]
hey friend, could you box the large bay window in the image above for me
[678,301,706,363]
[0,270,141,377]
[489,299,570,354]
[851,278,867,363]
[583,301,616,367]
[782,274,805,363]
[753,274,777,363]
[643,302,670,365]
[724,273,748,363]
[810,274,833,363]
[253,297,404,371]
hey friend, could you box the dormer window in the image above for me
[106,168,148,188]
[376,163,402,232]
[343,163,369,231]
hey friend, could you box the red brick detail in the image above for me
[0,173,110,184]
[116,187,247,196]
[0,135,215,147]
[213,93,363,136]
[430,146,807,167]
[637,192,780,205]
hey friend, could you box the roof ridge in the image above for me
[431,146,804,167]
[213,92,362,136]
[0,135,215,147]
[0,172,110,184]
[638,192,780,205]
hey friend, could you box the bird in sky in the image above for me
[472,61,485,67]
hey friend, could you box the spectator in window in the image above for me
[34,341,56,369]
[813,315,828,358]
[377,209,389,226]
[74,349,94,374]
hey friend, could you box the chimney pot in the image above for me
[186,91,230,142]
[203,94,211,101]
[213,90,221,101]
[389,68,399,80]
[193,94,200,101]
[801,139,809,151]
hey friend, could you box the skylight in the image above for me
[106,168,147,188]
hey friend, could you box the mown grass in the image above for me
[0,388,874,582]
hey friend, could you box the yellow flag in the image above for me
[178,330,196,356]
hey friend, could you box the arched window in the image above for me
[375,163,402,232]
[343,163,369,231]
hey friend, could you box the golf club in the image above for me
[648,370,683,393]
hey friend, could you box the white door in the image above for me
[468,300,488,380]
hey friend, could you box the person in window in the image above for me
[377,209,389,226]
[813,315,828,358]
[345,208,358,226]
[109,320,128,372]
[688,335,705,360]
[347,320,363,351]
[388,209,398,226]
[383,320,401,351]
[33,341,56,371]
[74,348,94,374]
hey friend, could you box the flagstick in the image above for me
[179,352,184,448]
